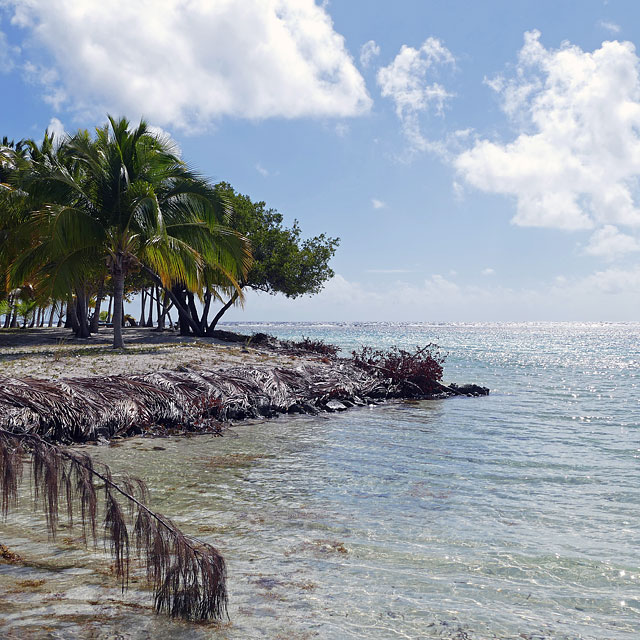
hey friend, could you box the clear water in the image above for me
[1,322,639,639]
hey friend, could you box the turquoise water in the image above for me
[1,322,639,638]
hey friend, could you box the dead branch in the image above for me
[0,428,227,621]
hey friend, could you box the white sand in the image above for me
[0,327,315,380]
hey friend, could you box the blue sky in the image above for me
[2,0,640,321]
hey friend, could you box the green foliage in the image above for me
[1,123,339,339]
[214,182,339,298]
[2,117,251,346]
[15,298,36,327]
[0,299,10,318]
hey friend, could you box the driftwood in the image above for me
[0,428,227,621]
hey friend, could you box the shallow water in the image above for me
[1,322,639,638]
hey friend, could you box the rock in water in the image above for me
[449,383,490,397]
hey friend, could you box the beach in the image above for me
[0,326,312,379]
[0,322,638,639]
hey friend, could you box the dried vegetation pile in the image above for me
[0,360,388,442]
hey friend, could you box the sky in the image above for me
[2,0,640,321]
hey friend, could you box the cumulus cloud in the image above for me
[371,198,386,209]
[575,265,640,295]
[377,38,455,152]
[45,116,65,142]
[4,0,371,129]
[360,39,380,67]
[456,31,640,246]
[481,267,495,276]
[584,225,640,259]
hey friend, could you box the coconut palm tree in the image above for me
[12,117,251,348]
[0,137,33,311]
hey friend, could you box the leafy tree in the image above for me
[10,117,251,348]
[205,182,339,331]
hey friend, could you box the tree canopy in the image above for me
[0,119,339,343]
[204,182,339,330]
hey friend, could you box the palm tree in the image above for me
[12,117,251,348]
[6,131,98,337]
[0,137,33,312]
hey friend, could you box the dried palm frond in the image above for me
[0,428,227,621]
[0,360,388,442]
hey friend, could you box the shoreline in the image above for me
[0,326,488,444]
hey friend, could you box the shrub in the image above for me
[290,336,341,357]
[351,344,446,395]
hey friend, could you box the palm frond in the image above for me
[0,428,227,620]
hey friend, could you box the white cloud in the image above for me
[45,116,65,142]
[334,122,349,137]
[584,225,640,259]
[456,31,640,241]
[481,268,495,276]
[377,38,455,152]
[582,265,640,294]
[146,124,182,157]
[5,0,371,129]
[220,269,640,321]
[360,39,380,68]
[256,163,270,177]
[0,28,18,72]
[599,20,621,34]
[371,198,386,209]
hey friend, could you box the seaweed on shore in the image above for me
[0,428,227,621]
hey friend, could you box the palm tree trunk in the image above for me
[207,291,239,334]
[91,278,105,333]
[48,303,56,327]
[106,295,113,323]
[75,288,91,338]
[186,293,205,336]
[139,288,146,327]
[155,286,162,330]
[112,262,125,348]
[67,293,80,334]
[146,289,153,327]
[201,288,212,330]
[3,295,12,328]
[139,265,202,335]
[57,301,65,327]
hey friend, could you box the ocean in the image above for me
[1,322,638,639]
